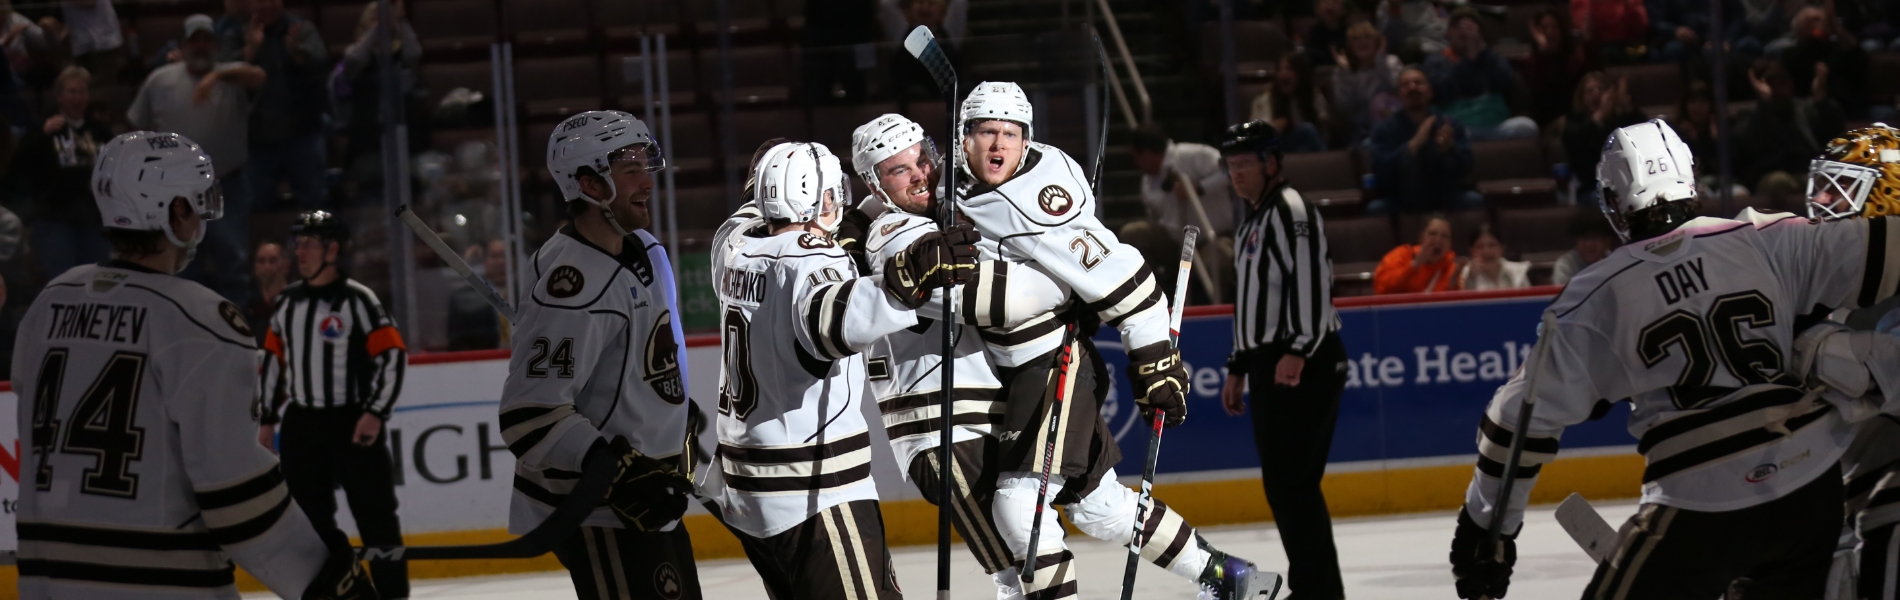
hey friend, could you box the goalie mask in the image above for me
[1808,124,1900,220]
[958,81,1033,180]
[547,110,665,235]
[851,113,940,213]
[1597,119,1699,243]
[756,141,849,234]
[93,131,222,251]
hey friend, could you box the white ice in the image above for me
[253,500,1639,599]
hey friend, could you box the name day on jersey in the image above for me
[44,302,148,344]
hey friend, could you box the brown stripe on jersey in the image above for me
[18,522,220,551]
[1640,404,1834,483]
[876,387,1001,413]
[18,560,236,588]
[194,466,284,509]
[719,429,871,464]
[884,412,1005,441]
[724,463,873,493]
[1084,264,1154,319]
[978,315,1062,347]
[1636,387,1802,454]
[204,493,292,546]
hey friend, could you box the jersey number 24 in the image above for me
[29,349,148,498]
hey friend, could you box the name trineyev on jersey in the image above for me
[499,227,692,533]
[704,207,938,538]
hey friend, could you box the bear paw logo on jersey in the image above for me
[797,233,835,249]
[547,265,585,298]
[319,315,345,341]
[654,563,683,600]
[218,301,252,337]
[1038,185,1074,216]
[644,310,687,405]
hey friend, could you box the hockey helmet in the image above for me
[960,82,1034,141]
[755,141,849,234]
[92,131,221,250]
[546,110,665,207]
[291,210,350,242]
[1597,119,1698,242]
[1808,124,1900,220]
[851,113,939,211]
[1218,120,1281,160]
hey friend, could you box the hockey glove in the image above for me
[303,529,379,600]
[835,207,874,274]
[884,223,979,309]
[1127,341,1190,427]
[605,436,693,532]
[1450,507,1517,599]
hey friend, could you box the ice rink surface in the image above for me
[254,500,1639,599]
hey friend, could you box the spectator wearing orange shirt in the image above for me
[1373,215,1457,294]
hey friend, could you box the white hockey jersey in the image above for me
[1465,210,1900,532]
[498,227,690,533]
[705,215,923,538]
[15,262,330,599]
[956,142,1169,366]
[862,210,998,473]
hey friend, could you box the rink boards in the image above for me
[0,286,1649,591]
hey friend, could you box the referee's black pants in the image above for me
[1239,333,1347,599]
[280,404,409,598]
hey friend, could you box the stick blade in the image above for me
[1555,493,1618,563]
[903,26,956,93]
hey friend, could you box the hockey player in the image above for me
[1450,119,1900,599]
[950,81,1278,600]
[498,111,703,600]
[847,113,1072,592]
[706,140,978,599]
[15,131,373,599]
[1802,124,1900,600]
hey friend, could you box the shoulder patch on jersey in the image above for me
[90,270,127,294]
[797,233,835,249]
[217,301,253,337]
[547,265,585,298]
[879,219,910,237]
[1037,185,1074,216]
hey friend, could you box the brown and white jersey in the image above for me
[498,227,691,533]
[16,262,331,599]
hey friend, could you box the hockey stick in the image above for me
[357,439,617,561]
[1091,29,1111,195]
[1172,173,1223,301]
[1022,318,1080,583]
[904,25,959,600]
[1555,493,1617,563]
[1478,310,1560,599]
[395,204,517,322]
[1119,226,1199,600]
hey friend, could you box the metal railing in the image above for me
[1093,0,1150,128]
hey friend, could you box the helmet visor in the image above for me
[1807,159,1876,220]
[609,143,667,173]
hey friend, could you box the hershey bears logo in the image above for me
[654,563,683,600]
[1038,185,1074,216]
[217,301,252,337]
[644,310,686,405]
[546,265,585,298]
[879,219,910,237]
[797,233,834,249]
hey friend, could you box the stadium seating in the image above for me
[1280,150,1364,217]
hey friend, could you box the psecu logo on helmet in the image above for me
[319,315,344,342]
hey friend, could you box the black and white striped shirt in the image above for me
[258,277,407,423]
[1230,182,1339,365]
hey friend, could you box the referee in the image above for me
[257,210,409,598]
[1217,121,1348,600]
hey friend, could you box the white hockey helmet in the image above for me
[93,131,221,249]
[851,113,938,211]
[756,141,849,233]
[546,110,665,206]
[1597,119,1698,242]
[959,81,1034,180]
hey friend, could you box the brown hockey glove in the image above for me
[604,436,692,532]
[303,529,379,600]
[835,208,875,274]
[883,223,979,309]
[1127,341,1190,427]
